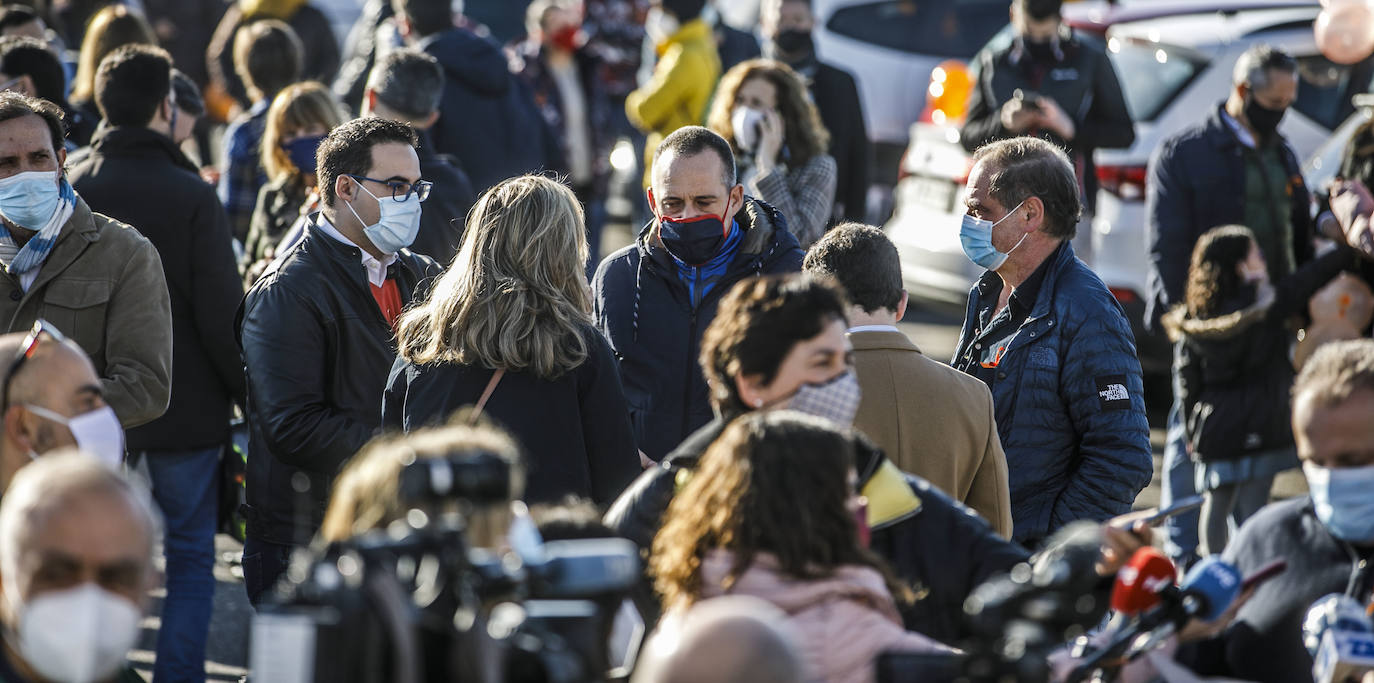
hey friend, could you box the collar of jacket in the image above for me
[1018,239,1077,324]
[636,196,786,267]
[1160,284,1275,343]
[1204,101,1292,154]
[657,17,712,56]
[861,458,923,529]
[89,126,200,175]
[299,214,421,285]
[848,329,924,356]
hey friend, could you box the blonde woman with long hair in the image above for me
[383,175,640,505]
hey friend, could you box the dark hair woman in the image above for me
[652,411,950,683]
[1163,224,1364,556]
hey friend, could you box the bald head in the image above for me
[632,596,804,683]
[0,452,158,620]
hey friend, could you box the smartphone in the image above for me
[1241,559,1287,592]
[1110,495,1205,529]
[1012,88,1043,111]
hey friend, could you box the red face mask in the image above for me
[550,24,581,52]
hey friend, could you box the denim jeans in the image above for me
[242,535,294,607]
[142,447,220,683]
[1161,401,1200,567]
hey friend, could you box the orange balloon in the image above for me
[1315,4,1374,65]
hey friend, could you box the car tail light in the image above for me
[920,60,973,127]
[1109,287,1140,305]
[1097,164,1148,201]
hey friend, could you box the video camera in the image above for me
[249,451,641,683]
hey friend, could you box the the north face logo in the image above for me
[1099,384,1128,401]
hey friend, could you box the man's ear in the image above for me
[646,187,658,218]
[335,174,355,204]
[396,15,413,41]
[422,110,439,129]
[363,89,378,116]
[896,290,909,322]
[4,405,34,456]
[727,184,745,219]
[14,75,32,98]
[1023,196,1046,234]
[55,146,65,171]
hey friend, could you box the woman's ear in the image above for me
[733,372,767,410]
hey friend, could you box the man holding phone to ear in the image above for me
[960,0,1134,222]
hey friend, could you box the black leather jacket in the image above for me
[236,220,441,546]
[605,417,1031,642]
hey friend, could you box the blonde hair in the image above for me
[260,81,346,184]
[318,422,525,546]
[396,175,593,379]
[70,5,156,105]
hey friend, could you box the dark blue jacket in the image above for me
[421,27,563,193]
[954,243,1152,544]
[1145,103,1313,330]
[591,197,803,460]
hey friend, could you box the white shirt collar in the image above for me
[315,214,397,288]
[1220,109,1258,150]
[847,324,901,334]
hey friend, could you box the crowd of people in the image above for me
[0,0,1365,682]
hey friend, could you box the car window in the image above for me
[826,0,1012,59]
[1104,37,1209,123]
[1291,54,1373,131]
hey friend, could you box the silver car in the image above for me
[887,1,1358,373]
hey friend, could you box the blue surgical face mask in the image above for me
[346,179,423,254]
[282,134,325,175]
[0,171,61,231]
[959,199,1028,271]
[1304,461,1374,543]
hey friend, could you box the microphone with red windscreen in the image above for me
[1110,547,1177,616]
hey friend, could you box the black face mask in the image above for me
[1243,95,1286,140]
[1023,37,1057,63]
[773,29,813,57]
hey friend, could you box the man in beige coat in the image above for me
[804,224,1012,538]
[0,92,170,429]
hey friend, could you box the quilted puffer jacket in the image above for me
[953,242,1152,544]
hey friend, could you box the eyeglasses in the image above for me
[347,174,432,203]
[1,319,66,413]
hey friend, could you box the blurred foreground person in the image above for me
[385,175,639,505]
[1178,340,1374,682]
[651,412,954,683]
[0,452,158,683]
[632,595,803,683]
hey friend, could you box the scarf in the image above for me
[0,178,75,277]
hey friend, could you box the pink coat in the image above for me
[694,551,954,683]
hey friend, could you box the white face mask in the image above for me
[731,106,767,154]
[24,404,125,469]
[10,582,142,683]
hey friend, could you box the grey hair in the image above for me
[367,48,444,119]
[972,136,1082,240]
[1293,339,1374,407]
[1232,43,1298,91]
[0,452,161,603]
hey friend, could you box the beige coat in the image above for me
[849,329,1013,539]
[0,197,171,427]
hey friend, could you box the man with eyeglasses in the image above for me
[0,321,121,496]
[236,116,442,606]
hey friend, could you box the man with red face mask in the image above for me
[512,0,614,272]
[592,126,803,462]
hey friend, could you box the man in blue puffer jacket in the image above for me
[951,137,1151,546]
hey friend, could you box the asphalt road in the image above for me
[147,219,1304,680]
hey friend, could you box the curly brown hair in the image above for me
[707,59,830,167]
[1183,225,1255,320]
[699,274,848,416]
[650,412,912,611]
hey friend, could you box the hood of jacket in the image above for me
[656,17,713,56]
[1160,284,1276,343]
[698,550,904,624]
[422,28,512,97]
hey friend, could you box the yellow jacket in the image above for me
[626,18,721,184]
